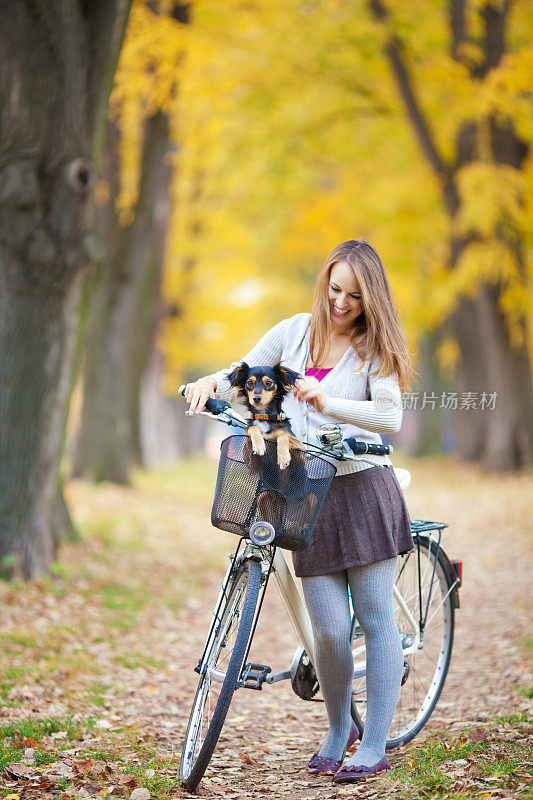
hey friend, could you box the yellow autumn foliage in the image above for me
[112,0,533,384]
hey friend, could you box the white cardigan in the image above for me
[212,312,403,476]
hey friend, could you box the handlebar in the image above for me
[179,385,233,418]
[344,437,392,457]
[178,385,392,460]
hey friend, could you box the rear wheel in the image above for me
[180,558,262,792]
[351,536,456,747]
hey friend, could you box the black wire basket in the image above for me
[211,435,337,551]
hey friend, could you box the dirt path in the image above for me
[96,458,532,798]
[1,457,531,799]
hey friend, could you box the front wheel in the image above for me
[180,558,262,792]
[351,536,456,748]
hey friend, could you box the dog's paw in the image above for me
[253,438,266,456]
[277,452,291,470]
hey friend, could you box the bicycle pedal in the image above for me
[240,662,271,690]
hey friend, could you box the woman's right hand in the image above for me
[184,376,217,415]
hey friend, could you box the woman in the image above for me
[185,239,413,783]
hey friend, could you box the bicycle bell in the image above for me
[249,520,276,546]
[315,423,343,448]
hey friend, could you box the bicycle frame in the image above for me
[196,531,454,690]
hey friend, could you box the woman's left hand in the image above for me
[294,376,326,413]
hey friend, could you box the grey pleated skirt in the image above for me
[292,466,414,578]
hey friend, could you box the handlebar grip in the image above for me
[205,398,231,415]
[345,437,393,456]
[178,384,230,416]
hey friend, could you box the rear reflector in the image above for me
[451,560,463,587]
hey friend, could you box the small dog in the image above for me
[227,361,302,469]
[228,361,318,542]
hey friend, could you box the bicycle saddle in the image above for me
[393,468,411,490]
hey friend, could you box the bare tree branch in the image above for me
[82,0,132,160]
[480,0,508,74]
[450,0,467,60]
[369,0,459,215]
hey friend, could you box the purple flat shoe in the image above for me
[308,721,359,775]
[307,753,343,775]
[333,755,391,783]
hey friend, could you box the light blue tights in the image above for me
[301,557,402,767]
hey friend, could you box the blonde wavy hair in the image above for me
[309,239,412,392]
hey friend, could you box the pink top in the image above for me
[305,367,333,382]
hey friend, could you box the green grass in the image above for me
[0,666,29,700]
[134,454,217,501]
[0,717,183,799]
[0,716,79,741]
[112,652,165,670]
[386,712,532,799]
[118,756,181,798]
[0,716,85,771]
[81,681,112,708]
[82,514,144,551]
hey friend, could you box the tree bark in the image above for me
[412,332,447,456]
[73,113,172,482]
[0,0,131,577]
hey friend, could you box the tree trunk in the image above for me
[140,350,211,463]
[451,118,533,469]
[448,297,488,461]
[0,0,131,577]
[0,271,84,574]
[412,332,447,456]
[73,112,172,482]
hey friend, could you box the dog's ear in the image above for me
[274,363,301,390]
[228,361,249,388]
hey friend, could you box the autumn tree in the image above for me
[0,1,131,577]
[369,0,533,467]
[162,0,532,469]
[72,114,172,482]
[73,0,188,482]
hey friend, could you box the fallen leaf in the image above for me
[468,728,489,743]
[239,751,260,766]
[5,763,34,779]
[117,773,137,788]
[48,761,75,778]
[73,758,93,774]
[130,789,151,800]
[13,738,39,749]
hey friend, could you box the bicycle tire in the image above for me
[180,558,262,792]
[350,535,456,748]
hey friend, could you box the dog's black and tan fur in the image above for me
[228,361,302,470]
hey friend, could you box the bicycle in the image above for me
[178,390,462,792]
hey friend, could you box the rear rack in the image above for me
[410,519,448,533]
